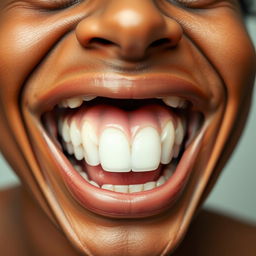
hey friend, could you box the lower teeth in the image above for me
[73,163,175,193]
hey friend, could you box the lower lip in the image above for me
[51,134,202,218]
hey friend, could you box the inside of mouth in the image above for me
[42,97,203,193]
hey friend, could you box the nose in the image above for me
[75,0,183,61]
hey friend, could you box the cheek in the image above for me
[185,11,256,103]
[0,13,62,177]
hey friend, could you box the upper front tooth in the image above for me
[70,120,82,146]
[81,121,100,166]
[161,121,175,164]
[131,127,161,172]
[66,97,83,108]
[99,128,130,172]
[162,96,185,108]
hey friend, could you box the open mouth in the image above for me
[41,85,205,218]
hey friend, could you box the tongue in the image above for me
[83,163,163,186]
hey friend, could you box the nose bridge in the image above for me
[76,0,182,60]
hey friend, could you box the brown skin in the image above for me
[1,187,256,256]
[0,0,256,255]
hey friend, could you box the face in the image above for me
[0,0,255,255]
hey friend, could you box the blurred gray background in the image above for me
[0,17,256,223]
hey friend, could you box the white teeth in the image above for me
[156,176,166,187]
[162,96,186,109]
[128,184,143,193]
[102,184,114,191]
[99,128,130,172]
[161,121,175,164]
[74,145,84,161]
[81,172,89,181]
[143,181,156,191]
[59,96,97,109]
[66,97,83,108]
[175,119,185,145]
[70,120,82,147]
[81,121,100,166]
[83,96,97,101]
[62,119,71,143]
[59,117,183,172]
[114,185,129,193]
[90,180,100,187]
[131,127,161,172]
[75,164,174,193]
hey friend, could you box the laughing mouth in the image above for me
[24,73,210,218]
[41,83,205,217]
[47,96,188,190]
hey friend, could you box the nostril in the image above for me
[149,38,172,48]
[88,38,116,47]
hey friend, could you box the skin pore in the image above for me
[0,0,255,255]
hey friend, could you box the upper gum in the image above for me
[64,104,179,140]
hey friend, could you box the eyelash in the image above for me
[166,0,212,8]
[46,0,80,10]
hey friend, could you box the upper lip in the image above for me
[28,72,213,116]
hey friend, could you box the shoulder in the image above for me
[178,209,256,256]
[0,186,27,256]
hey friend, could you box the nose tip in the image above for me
[75,2,183,61]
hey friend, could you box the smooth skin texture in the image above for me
[0,0,256,255]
